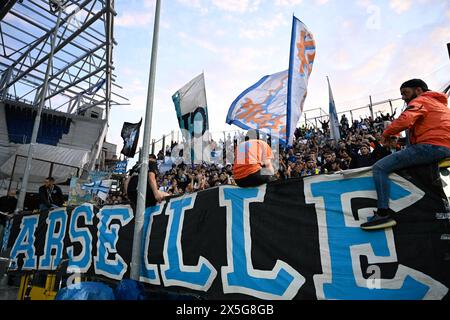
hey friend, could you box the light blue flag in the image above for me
[327,77,341,141]
[113,160,128,175]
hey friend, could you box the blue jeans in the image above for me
[373,144,450,209]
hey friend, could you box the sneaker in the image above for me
[361,210,397,231]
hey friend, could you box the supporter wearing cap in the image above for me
[362,79,450,230]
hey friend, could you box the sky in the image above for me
[107,0,450,160]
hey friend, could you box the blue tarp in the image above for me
[114,279,146,300]
[55,282,114,300]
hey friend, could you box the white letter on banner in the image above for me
[39,208,68,270]
[94,205,133,280]
[304,172,448,300]
[219,185,305,300]
[160,194,217,291]
[67,204,94,273]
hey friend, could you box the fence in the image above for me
[149,96,406,158]
[302,97,404,128]
[6,154,84,193]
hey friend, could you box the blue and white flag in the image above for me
[113,160,128,175]
[327,77,341,141]
[287,17,316,145]
[82,179,113,201]
[226,70,289,141]
[227,16,315,145]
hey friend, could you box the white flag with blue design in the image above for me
[286,17,316,145]
[82,179,114,201]
[172,73,209,136]
[226,70,289,141]
[227,16,315,146]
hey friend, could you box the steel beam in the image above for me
[16,7,63,212]
[4,7,107,90]
[88,0,113,171]
[0,0,127,113]
[1,0,94,74]
[0,0,18,21]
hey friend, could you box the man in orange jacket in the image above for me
[361,79,450,230]
[233,130,275,188]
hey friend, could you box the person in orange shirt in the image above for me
[233,130,275,188]
[362,79,450,230]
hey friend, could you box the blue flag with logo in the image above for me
[113,161,128,175]
[227,16,315,146]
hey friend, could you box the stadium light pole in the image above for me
[130,0,161,280]
[15,4,63,212]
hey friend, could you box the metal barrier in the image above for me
[303,97,404,128]
[148,96,406,164]
[7,154,85,194]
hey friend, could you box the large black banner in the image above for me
[3,165,450,300]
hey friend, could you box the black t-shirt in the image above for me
[149,161,158,176]
[127,161,159,208]
[0,196,17,226]
[39,185,64,207]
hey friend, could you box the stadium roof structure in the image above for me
[0,0,128,114]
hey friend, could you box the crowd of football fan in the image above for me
[104,111,401,205]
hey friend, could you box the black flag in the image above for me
[120,119,142,158]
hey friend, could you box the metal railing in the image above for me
[134,95,409,167]
[6,154,85,194]
[302,97,404,128]
[150,96,404,154]
[1,94,36,108]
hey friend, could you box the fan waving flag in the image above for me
[227,16,315,146]
[120,119,142,158]
[327,77,341,141]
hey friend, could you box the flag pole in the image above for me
[130,0,161,280]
